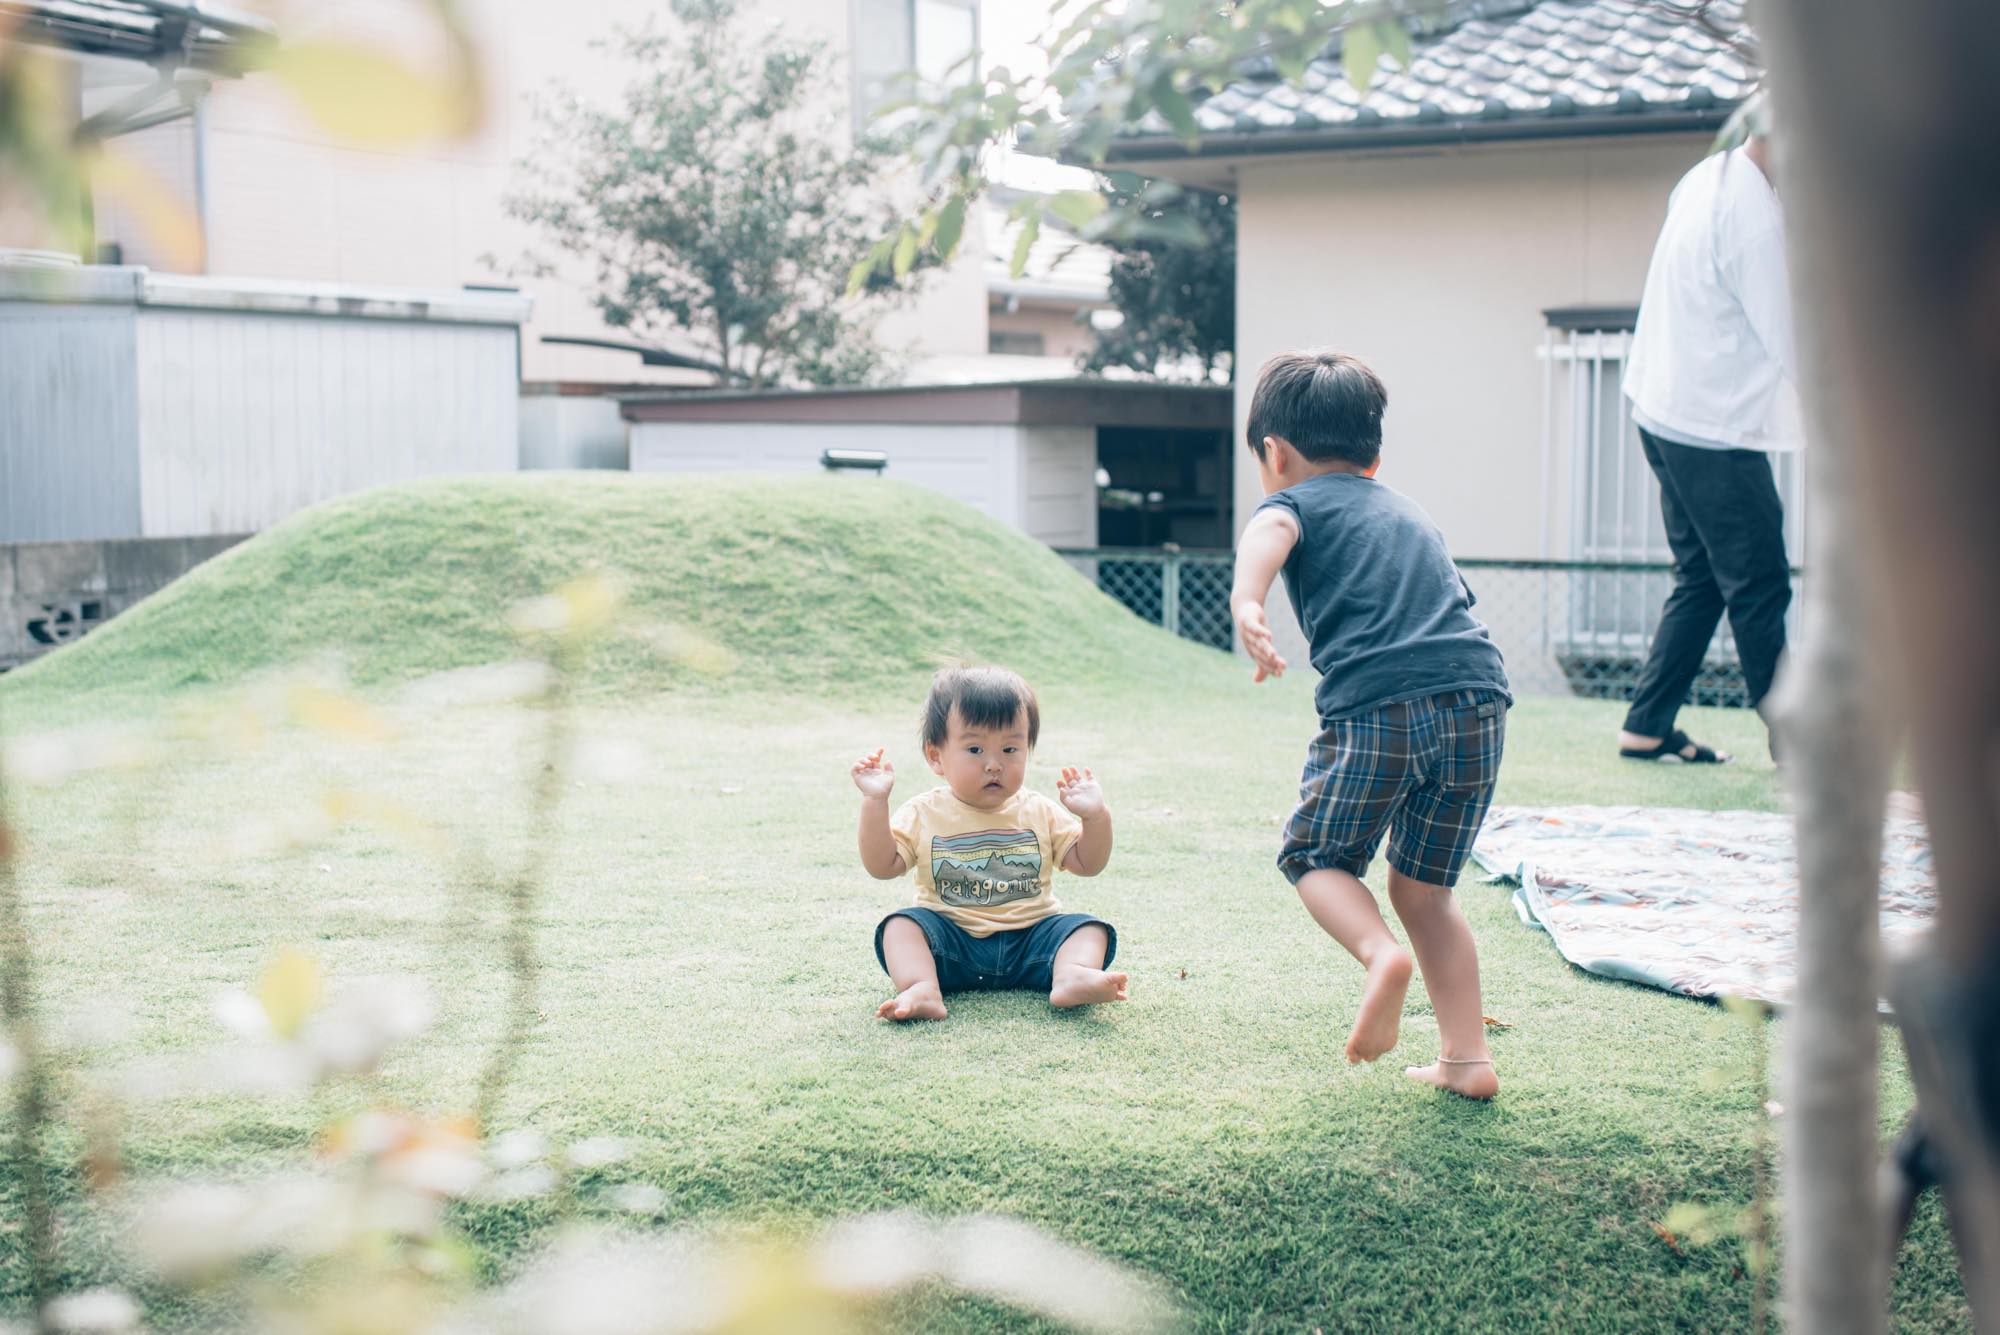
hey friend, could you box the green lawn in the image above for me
[0,476,1971,1330]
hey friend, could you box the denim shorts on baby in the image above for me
[1279,688,1507,888]
[874,907,1117,993]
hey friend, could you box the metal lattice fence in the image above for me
[1054,548,1236,651]
[1056,547,1806,705]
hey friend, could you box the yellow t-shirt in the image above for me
[889,785,1083,937]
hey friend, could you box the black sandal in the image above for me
[1619,728,1730,764]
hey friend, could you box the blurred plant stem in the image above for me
[0,710,58,1333]
[473,652,573,1130]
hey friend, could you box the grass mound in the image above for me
[2,473,1226,715]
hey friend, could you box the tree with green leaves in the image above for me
[1080,177,1235,381]
[508,0,921,388]
[848,0,1422,292]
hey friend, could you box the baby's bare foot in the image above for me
[876,979,947,1022]
[1405,1058,1499,1101]
[1050,967,1129,1008]
[1345,947,1414,1063]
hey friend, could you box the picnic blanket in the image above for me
[1470,805,1936,1007]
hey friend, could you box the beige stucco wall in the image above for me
[97,0,986,383]
[1233,133,1709,558]
[988,301,1097,361]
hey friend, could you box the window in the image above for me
[854,0,978,129]
[1543,308,1806,674]
[989,330,1045,356]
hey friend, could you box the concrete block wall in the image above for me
[0,535,245,671]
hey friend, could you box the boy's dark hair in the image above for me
[1245,350,1388,468]
[921,666,1040,751]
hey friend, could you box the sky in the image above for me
[980,0,1066,80]
[977,0,1101,190]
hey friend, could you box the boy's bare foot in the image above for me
[1049,966,1129,1008]
[1345,947,1414,1063]
[876,979,947,1022]
[1404,1058,1499,1101]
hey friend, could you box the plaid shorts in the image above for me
[1279,689,1507,888]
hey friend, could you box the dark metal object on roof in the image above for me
[1,0,275,73]
[539,334,736,381]
[1105,0,1757,161]
[820,449,888,472]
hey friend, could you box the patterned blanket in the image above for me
[1470,806,1935,1007]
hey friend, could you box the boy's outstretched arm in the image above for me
[1230,509,1300,682]
[851,748,907,879]
[1057,766,1113,875]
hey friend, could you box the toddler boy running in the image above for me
[1231,351,1512,1099]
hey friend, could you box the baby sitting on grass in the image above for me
[852,665,1127,1021]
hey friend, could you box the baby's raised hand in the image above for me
[1057,766,1106,818]
[851,747,896,799]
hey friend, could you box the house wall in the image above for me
[1232,132,1709,659]
[988,302,1096,361]
[91,0,987,385]
[519,391,629,471]
[0,302,142,542]
[628,421,1096,546]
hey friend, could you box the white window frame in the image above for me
[850,0,979,134]
[1539,312,1806,662]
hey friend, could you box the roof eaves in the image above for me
[1097,103,1732,166]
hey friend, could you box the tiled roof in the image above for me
[1108,0,1757,158]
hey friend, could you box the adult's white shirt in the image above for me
[1623,146,1804,453]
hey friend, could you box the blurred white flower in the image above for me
[131,1176,337,1277]
[42,1287,140,1333]
[213,989,274,1041]
[0,1037,18,1083]
[476,1164,559,1204]
[506,573,622,641]
[810,1210,934,1294]
[815,1212,1177,1334]
[322,1109,486,1208]
[434,1230,720,1335]
[391,1146,489,1200]
[565,1137,632,1170]
[948,1214,1177,1334]
[303,975,436,1076]
[439,1215,1175,1335]
[490,1129,549,1170]
[402,660,557,708]
[4,726,156,787]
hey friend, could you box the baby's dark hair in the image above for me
[921,666,1040,751]
[1245,349,1388,468]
